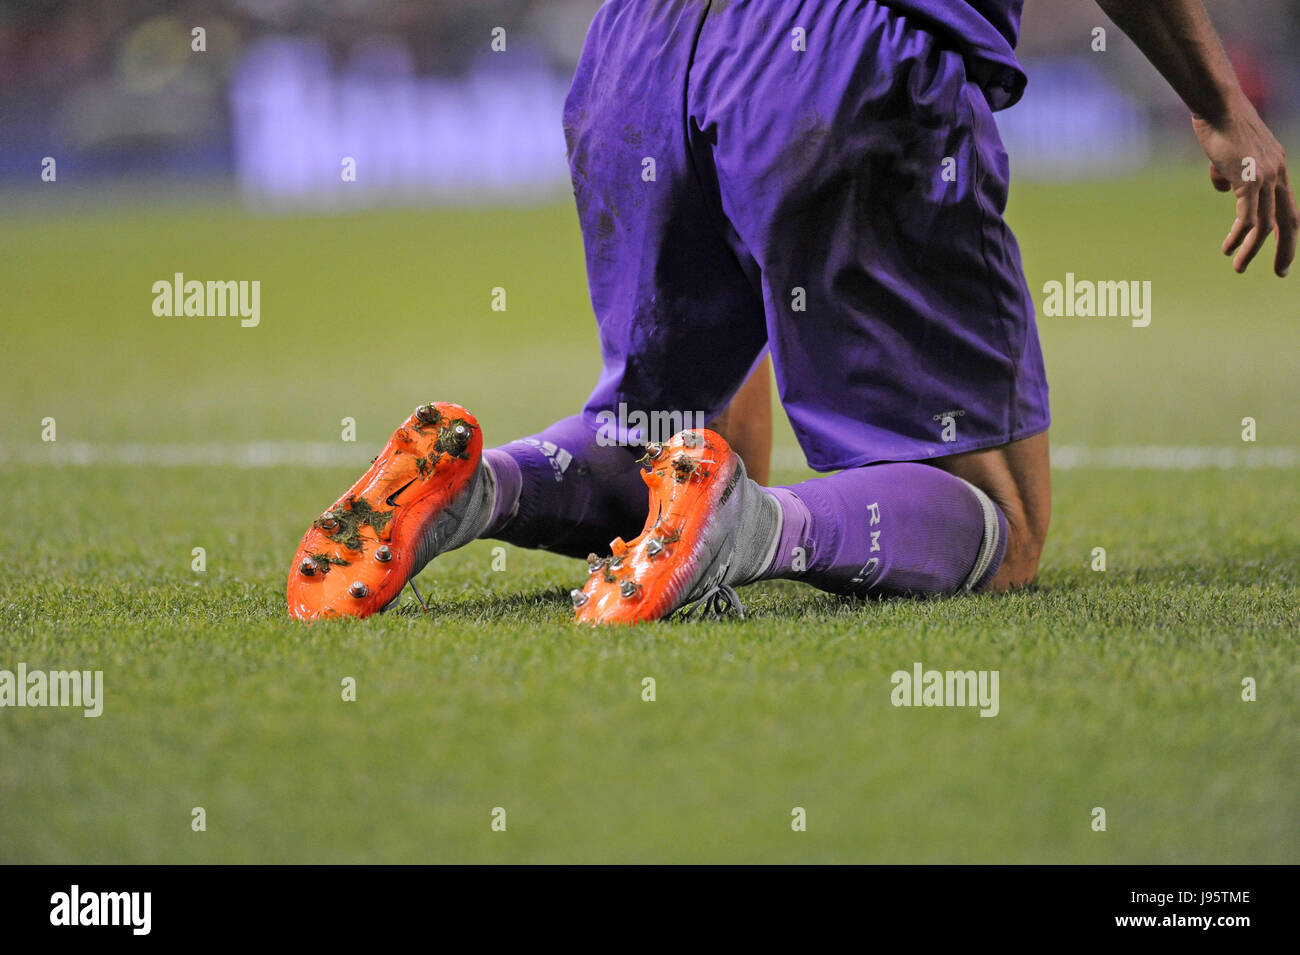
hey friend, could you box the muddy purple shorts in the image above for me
[566,0,1049,470]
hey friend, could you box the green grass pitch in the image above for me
[1,165,1297,862]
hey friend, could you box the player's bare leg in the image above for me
[930,431,1051,591]
[707,356,773,485]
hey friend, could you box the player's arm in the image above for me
[1093,0,1297,275]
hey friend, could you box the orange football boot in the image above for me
[572,428,780,625]
[287,402,484,620]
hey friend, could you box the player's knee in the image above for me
[988,507,1046,592]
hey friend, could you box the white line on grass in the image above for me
[2,442,1298,471]
[0,441,371,468]
[775,446,1300,471]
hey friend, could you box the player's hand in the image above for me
[1192,99,1298,276]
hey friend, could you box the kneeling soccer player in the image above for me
[288,0,1295,623]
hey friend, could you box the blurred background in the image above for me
[1,0,1297,456]
[3,0,1298,206]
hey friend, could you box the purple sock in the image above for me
[763,463,1007,596]
[483,415,647,559]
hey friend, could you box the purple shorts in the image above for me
[566,0,1049,470]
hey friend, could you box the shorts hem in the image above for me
[801,419,1051,473]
